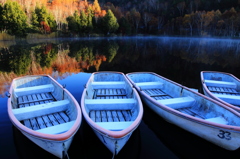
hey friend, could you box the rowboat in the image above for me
[201,71,240,112]
[7,75,82,158]
[126,72,240,151]
[81,71,143,156]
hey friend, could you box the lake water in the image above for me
[1,36,240,159]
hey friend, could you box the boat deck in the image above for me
[93,88,127,99]
[207,86,240,107]
[143,88,206,120]
[16,92,71,131]
[89,88,133,122]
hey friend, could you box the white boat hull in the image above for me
[8,75,82,158]
[22,131,73,158]
[81,72,143,155]
[93,128,132,155]
[142,97,240,150]
[126,72,240,151]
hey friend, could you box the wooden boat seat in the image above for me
[214,94,240,105]
[36,120,75,134]
[157,96,195,109]
[13,100,69,121]
[204,80,237,89]
[135,82,163,89]
[205,116,228,125]
[85,99,135,110]
[14,84,54,97]
[96,121,133,131]
[91,81,125,89]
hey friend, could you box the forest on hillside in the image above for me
[0,0,240,37]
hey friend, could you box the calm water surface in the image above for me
[1,36,240,159]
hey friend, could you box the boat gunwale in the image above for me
[126,72,240,131]
[7,74,82,141]
[201,71,240,112]
[81,71,143,138]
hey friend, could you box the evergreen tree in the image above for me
[118,17,132,35]
[1,1,28,36]
[79,11,88,33]
[66,11,80,34]
[101,9,119,35]
[32,5,57,33]
[0,4,3,31]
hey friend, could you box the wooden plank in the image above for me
[204,80,236,89]
[112,111,119,122]
[13,100,69,121]
[157,96,195,109]
[96,121,133,131]
[214,93,240,105]
[37,93,43,100]
[42,115,53,127]
[91,81,125,89]
[179,108,205,119]
[117,110,125,121]
[36,121,75,134]
[23,119,32,129]
[101,111,108,122]
[89,111,96,122]
[135,82,164,90]
[29,118,39,130]
[122,110,131,121]
[96,88,127,96]
[106,111,113,122]
[48,114,59,126]
[205,116,228,124]
[53,113,65,124]
[14,84,54,97]
[36,116,47,129]
[95,110,101,122]
[59,112,70,122]
[22,96,28,103]
[85,98,135,110]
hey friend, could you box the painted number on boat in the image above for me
[218,130,231,140]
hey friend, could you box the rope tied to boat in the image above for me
[62,84,66,100]
[63,143,70,159]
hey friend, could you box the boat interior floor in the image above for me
[89,88,133,122]
[16,92,71,132]
[143,88,206,120]
[207,86,240,107]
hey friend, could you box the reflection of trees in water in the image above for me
[69,40,119,71]
[1,37,240,95]
[0,45,31,75]
[0,40,120,95]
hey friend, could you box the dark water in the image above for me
[1,36,240,159]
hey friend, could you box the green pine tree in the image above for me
[2,1,28,36]
[101,9,119,35]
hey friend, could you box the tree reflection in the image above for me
[1,37,240,96]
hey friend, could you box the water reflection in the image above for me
[2,37,240,159]
[1,37,240,96]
